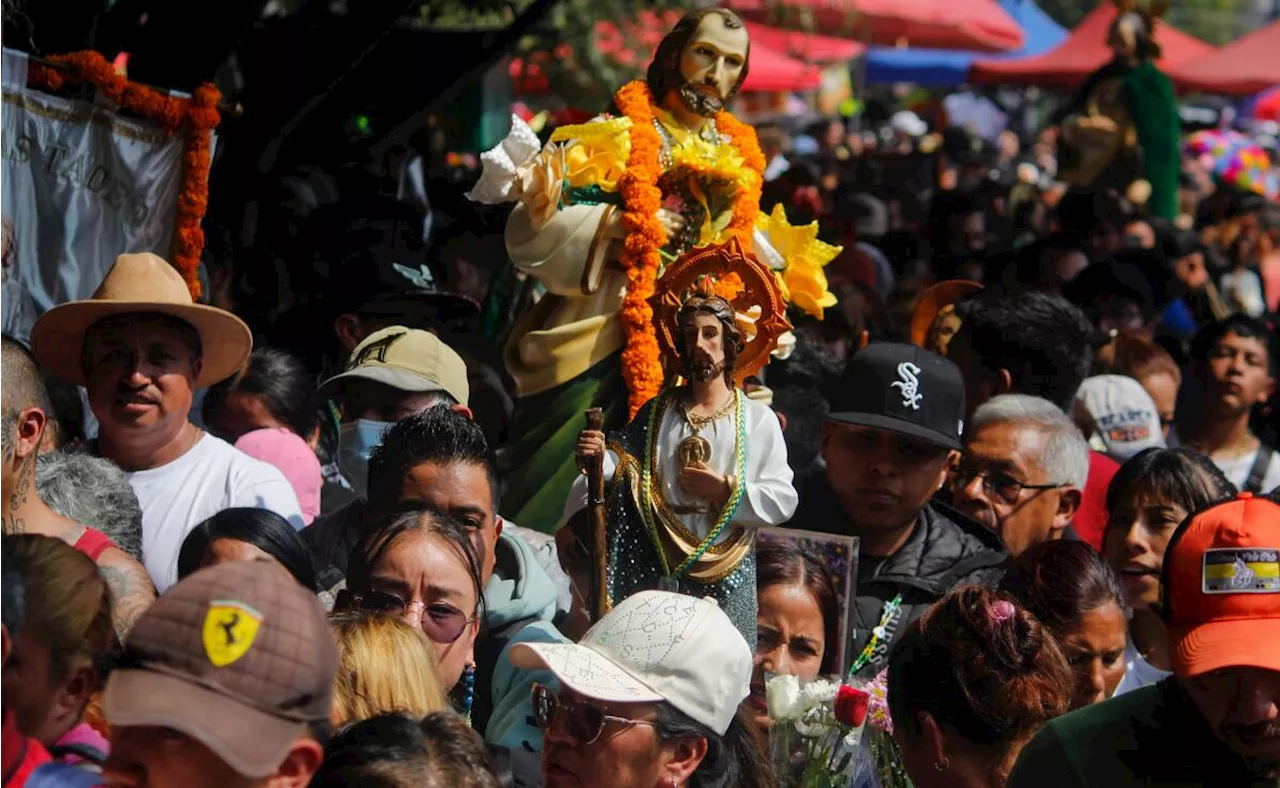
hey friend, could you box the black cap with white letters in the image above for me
[828,342,966,451]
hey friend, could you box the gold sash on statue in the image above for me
[612,443,755,584]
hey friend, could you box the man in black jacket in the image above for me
[793,343,1007,678]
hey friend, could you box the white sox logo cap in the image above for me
[828,342,965,450]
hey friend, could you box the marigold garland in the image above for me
[612,80,764,417]
[716,111,765,239]
[27,51,221,298]
[713,271,746,301]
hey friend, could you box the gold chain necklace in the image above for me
[681,392,736,432]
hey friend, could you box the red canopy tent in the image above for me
[969,4,1213,90]
[728,0,1023,53]
[742,20,864,63]
[1166,21,1280,96]
[739,39,826,90]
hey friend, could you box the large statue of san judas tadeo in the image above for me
[468,8,839,531]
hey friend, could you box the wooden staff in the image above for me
[584,408,611,621]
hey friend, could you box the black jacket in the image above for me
[300,498,369,594]
[792,470,1008,674]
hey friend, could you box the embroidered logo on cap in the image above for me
[202,600,264,667]
[1202,548,1280,594]
[890,362,923,411]
[393,262,436,290]
[1096,408,1155,445]
[350,330,405,368]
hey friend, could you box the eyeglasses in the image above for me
[531,683,657,745]
[953,460,1065,505]
[351,590,477,645]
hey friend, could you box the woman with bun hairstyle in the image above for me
[888,586,1073,788]
[1000,540,1129,710]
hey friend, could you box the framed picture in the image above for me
[756,527,859,675]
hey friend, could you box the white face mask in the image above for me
[337,419,394,497]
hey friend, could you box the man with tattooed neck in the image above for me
[1,337,155,636]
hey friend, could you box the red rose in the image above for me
[834,685,869,728]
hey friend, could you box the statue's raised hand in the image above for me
[656,208,685,238]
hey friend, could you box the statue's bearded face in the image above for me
[677,14,749,118]
[1107,12,1148,60]
[681,312,729,382]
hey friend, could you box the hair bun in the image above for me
[887,586,1074,754]
[989,600,1016,623]
[1011,607,1046,670]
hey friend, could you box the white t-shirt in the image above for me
[1113,637,1172,697]
[1167,429,1280,495]
[125,433,304,591]
[1213,446,1280,495]
[1220,268,1266,318]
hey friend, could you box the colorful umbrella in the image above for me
[1186,130,1278,199]
[1184,129,1248,161]
[1217,144,1278,200]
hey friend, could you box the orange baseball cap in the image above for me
[1161,492,1280,677]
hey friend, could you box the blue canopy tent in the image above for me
[864,0,1066,86]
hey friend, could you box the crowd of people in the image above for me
[3,14,1280,788]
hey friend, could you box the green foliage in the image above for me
[1036,0,1092,30]
[1036,0,1253,47]
[514,0,698,108]
[1163,0,1252,46]
[415,0,526,28]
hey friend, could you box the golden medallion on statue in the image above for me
[677,435,712,468]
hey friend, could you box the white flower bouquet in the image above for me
[766,674,870,788]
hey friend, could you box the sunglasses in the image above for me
[352,589,476,645]
[531,683,656,745]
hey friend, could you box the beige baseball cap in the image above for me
[318,325,469,406]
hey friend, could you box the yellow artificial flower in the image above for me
[786,269,839,319]
[550,117,633,192]
[756,204,842,320]
[563,144,628,192]
[668,135,753,192]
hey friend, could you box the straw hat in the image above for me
[909,279,983,350]
[31,253,252,387]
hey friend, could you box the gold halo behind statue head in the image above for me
[650,237,792,385]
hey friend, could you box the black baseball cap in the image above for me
[324,254,479,322]
[827,342,965,451]
[317,208,480,321]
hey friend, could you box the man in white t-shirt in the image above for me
[30,253,303,590]
[1176,314,1280,495]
